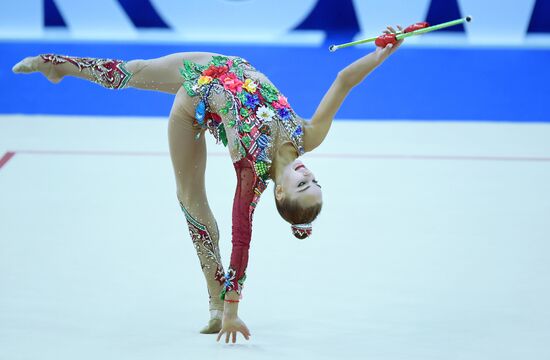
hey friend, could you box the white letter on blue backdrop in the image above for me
[352,0,432,44]
[52,0,136,39]
[0,0,42,38]
[149,0,320,43]
[352,0,537,45]
[457,0,536,44]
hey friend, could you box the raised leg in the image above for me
[12,53,190,94]
[168,88,225,334]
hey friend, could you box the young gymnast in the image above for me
[13,26,403,343]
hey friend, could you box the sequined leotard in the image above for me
[180,55,305,299]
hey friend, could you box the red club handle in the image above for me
[404,22,430,33]
[375,33,397,47]
[375,21,430,47]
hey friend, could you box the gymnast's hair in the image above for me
[274,189,322,239]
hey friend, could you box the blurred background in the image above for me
[1,2,550,360]
[1,0,549,121]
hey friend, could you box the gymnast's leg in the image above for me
[11,52,196,94]
[168,88,225,334]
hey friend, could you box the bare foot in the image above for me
[12,56,63,84]
[200,318,222,334]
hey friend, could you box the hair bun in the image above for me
[291,223,312,239]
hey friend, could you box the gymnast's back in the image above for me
[170,51,305,171]
[162,52,273,89]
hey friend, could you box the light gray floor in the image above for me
[1,115,550,360]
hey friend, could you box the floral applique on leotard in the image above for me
[180,55,304,180]
[180,55,305,299]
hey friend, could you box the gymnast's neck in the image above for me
[271,142,299,183]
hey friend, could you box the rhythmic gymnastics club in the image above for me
[329,16,473,52]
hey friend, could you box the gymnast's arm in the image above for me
[216,158,260,343]
[302,26,403,152]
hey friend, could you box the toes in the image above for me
[12,60,27,73]
[12,57,36,74]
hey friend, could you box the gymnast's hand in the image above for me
[216,295,250,343]
[304,24,405,151]
[216,314,251,343]
[334,25,404,89]
[374,25,404,64]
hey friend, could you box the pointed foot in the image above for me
[12,56,62,84]
[12,57,37,74]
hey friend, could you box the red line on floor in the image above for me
[14,149,230,157]
[16,149,172,157]
[11,149,550,162]
[0,151,15,170]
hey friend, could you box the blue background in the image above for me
[1,0,549,122]
[3,43,549,122]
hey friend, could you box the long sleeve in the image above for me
[221,157,267,299]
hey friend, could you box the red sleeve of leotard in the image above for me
[221,157,266,299]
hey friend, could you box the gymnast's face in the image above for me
[276,159,322,206]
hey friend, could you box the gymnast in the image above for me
[13,25,404,343]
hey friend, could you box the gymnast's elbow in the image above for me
[336,70,357,90]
